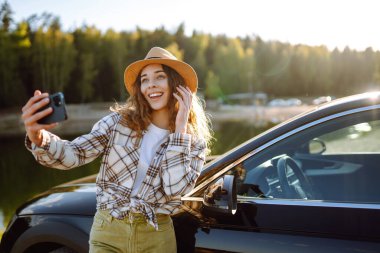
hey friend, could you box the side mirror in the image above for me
[309,138,326,154]
[203,175,237,214]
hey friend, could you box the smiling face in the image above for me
[140,64,171,113]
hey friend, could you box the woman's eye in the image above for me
[157,75,166,80]
[141,78,148,83]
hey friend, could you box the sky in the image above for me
[6,0,380,51]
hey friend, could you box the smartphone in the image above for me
[37,92,68,124]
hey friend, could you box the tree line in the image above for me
[1,1,380,108]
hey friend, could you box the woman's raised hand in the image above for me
[173,85,193,134]
[21,90,57,146]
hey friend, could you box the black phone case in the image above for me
[37,92,68,124]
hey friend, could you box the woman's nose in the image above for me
[147,80,157,88]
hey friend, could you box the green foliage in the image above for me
[205,71,221,99]
[0,1,12,31]
[30,16,76,93]
[1,1,380,109]
[0,11,27,106]
[65,27,99,103]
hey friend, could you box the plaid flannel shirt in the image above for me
[25,112,206,229]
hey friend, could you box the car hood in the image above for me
[17,182,97,216]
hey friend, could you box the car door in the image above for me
[193,107,380,253]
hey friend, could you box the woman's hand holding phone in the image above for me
[21,90,58,147]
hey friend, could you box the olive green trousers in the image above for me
[89,210,176,253]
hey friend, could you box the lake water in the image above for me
[0,121,271,234]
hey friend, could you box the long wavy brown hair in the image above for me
[111,64,213,154]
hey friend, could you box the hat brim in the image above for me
[124,58,198,95]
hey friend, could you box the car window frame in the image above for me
[186,104,380,198]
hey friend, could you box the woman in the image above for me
[21,47,212,253]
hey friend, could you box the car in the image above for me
[285,98,302,106]
[312,96,334,105]
[268,98,288,107]
[2,91,380,253]
[268,98,302,107]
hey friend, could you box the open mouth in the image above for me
[148,92,163,99]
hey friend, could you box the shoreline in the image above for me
[0,103,314,138]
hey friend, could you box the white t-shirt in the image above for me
[130,123,169,197]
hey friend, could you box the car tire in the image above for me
[10,221,89,253]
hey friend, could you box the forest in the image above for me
[1,1,380,108]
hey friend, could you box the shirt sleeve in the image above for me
[25,113,119,170]
[161,132,206,197]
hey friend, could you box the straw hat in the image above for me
[124,47,198,94]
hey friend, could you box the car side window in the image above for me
[311,121,380,154]
[233,109,380,204]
